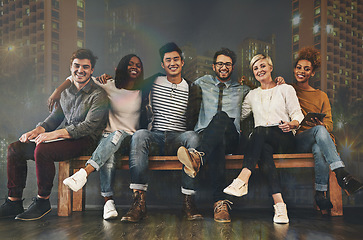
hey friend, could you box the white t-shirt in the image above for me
[242,84,304,128]
[150,76,189,131]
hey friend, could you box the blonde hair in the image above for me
[250,54,273,71]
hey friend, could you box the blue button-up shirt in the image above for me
[193,75,247,133]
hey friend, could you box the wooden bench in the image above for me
[57,153,343,217]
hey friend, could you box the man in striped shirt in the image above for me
[121,42,202,222]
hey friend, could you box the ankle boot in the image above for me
[121,191,147,222]
[334,168,363,195]
[183,194,203,221]
[315,191,333,212]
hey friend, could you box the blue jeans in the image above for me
[296,125,345,191]
[129,130,199,195]
[86,131,131,197]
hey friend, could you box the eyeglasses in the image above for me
[214,62,233,68]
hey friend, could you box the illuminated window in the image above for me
[77,20,83,29]
[77,40,83,48]
[293,34,300,42]
[292,14,301,26]
[77,0,84,8]
[313,24,320,34]
[315,7,321,15]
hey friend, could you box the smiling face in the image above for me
[252,58,273,83]
[70,58,94,87]
[161,51,184,78]
[127,56,142,81]
[213,54,234,82]
[294,59,315,84]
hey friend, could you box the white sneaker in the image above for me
[223,178,248,197]
[103,200,118,220]
[273,202,289,224]
[63,168,87,192]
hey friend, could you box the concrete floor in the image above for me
[0,207,362,240]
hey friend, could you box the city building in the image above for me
[237,35,276,87]
[291,0,363,102]
[104,0,140,75]
[182,43,214,81]
[0,0,86,94]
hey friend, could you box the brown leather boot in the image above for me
[213,200,232,223]
[177,146,204,178]
[121,190,147,222]
[183,194,203,221]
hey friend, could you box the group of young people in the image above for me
[0,43,362,224]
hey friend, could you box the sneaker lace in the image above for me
[214,200,233,212]
[189,148,205,165]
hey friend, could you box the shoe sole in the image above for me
[223,186,247,197]
[177,147,196,178]
[120,215,147,223]
[214,218,231,223]
[15,209,52,221]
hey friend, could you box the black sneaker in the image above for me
[15,197,51,221]
[0,198,24,218]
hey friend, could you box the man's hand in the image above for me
[95,73,112,84]
[275,76,285,85]
[47,90,61,112]
[34,129,70,145]
[19,126,45,143]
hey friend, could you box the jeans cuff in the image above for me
[181,187,196,195]
[130,183,148,191]
[101,191,114,197]
[330,161,345,171]
[315,183,328,192]
[86,159,100,171]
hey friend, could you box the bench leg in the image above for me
[58,161,72,216]
[329,170,343,216]
[72,169,85,212]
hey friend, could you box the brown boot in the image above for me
[183,194,203,221]
[213,200,232,223]
[177,146,204,178]
[121,190,147,222]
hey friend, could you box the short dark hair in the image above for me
[70,49,98,69]
[213,48,237,65]
[114,54,144,89]
[159,42,184,62]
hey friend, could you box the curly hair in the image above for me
[295,47,321,71]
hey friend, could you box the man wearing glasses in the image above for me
[177,48,246,222]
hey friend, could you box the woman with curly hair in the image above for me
[293,47,362,212]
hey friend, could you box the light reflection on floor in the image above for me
[0,207,362,240]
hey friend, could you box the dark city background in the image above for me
[0,0,362,210]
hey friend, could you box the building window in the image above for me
[77,20,83,29]
[77,40,83,48]
[52,21,59,30]
[293,34,299,43]
[315,7,321,15]
[77,0,84,9]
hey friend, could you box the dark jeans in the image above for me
[198,111,239,202]
[7,137,94,198]
[243,126,295,195]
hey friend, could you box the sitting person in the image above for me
[223,54,304,224]
[0,49,108,221]
[292,47,363,212]
[48,54,146,220]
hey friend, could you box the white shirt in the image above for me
[242,84,304,128]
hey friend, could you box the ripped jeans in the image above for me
[86,131,131,197]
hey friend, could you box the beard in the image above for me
[215,70,232,81]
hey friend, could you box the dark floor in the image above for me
[0,207,362,240]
